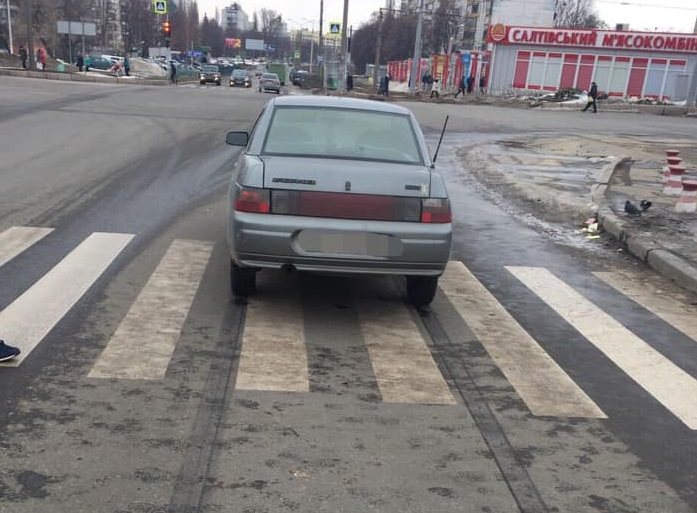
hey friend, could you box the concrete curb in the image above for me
[595,160,697,295]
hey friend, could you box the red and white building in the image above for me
[487,24,697,101]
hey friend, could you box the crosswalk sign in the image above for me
[329,22,340,34]
[153,0,166,14]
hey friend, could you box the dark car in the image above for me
[292,70,309,86]
[258,72,281,94]
[200,64,221,86]
[230,69,252,87]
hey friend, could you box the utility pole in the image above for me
[25,0,34,68]
[340,0,349,90]
[408,0,424,96]
[373,8,383,93]
[318,0,324,66]
[6,0,12,54]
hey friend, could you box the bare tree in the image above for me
[554,0,604,28]
[425,0,461,54]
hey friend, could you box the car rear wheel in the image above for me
[406,276,438,307]
[230,260,256,297]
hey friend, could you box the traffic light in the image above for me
[162,20,171,47]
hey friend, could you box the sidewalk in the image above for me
[595,142,697,293]
[460,134,697,294]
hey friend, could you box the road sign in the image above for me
[294,51,300,59]
[57,20,96,36]
[329,22,340,34]
[153,0,166,14]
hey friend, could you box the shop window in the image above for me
[594,56,612,94]
[544,53,562,91]
[644,59,667,97]
[609,57,630,96]
[528,52,546,89]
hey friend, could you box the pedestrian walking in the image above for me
[466,75,474,94]
[479,75,487,94]
[430,76,440,98]
[76,53,84,72]
[37,48,46,70]
[0,340,20,362]
[582,81,598,113]
[454,75,467,98]
[19,45,27,69]
[124,56,130,76]
[170,62,177,84]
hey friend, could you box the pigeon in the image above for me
[640,200,652,211]
[624,200,642,215]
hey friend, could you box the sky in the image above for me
[199,0,697,34]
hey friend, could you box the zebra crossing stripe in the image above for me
[440,262,606,418]
[88,239,214,380]
[235,288,309,393]
[0,232,134,367]
[594,271,697,344]
[508,266,697,429]
[0,226,54,269]
[356,298,457,405]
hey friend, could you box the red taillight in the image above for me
[421,198,451,223]
[234,186,270,213]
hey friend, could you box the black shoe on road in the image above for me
[0,340,20,362]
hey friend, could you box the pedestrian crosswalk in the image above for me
[1,225,697,429]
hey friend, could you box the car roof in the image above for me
[268,95,413,116]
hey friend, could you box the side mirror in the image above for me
[226,131,249,146]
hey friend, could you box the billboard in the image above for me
[491,0,554,27]
[245,39,264,51]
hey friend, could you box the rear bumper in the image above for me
[227,211,452,277]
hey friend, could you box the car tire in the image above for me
[406,276,438,307]
[230,260,256,297]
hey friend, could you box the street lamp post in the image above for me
[408,0,424,96]
[340,0,349,90]
[6,0,12,54]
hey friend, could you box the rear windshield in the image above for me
[261,106,423,165]
[262,73,278,80]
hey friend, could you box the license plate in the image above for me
[297,230,393,257]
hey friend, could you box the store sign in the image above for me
[489,25,697,53]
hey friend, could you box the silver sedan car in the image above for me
[225,96,452,306]
[258,72,281,94]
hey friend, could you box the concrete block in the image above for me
[626,236,660,262]
[647,250,697,295]
[598,208,626,242]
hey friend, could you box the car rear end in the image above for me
[227,100,451,279]
[260,74,281,93]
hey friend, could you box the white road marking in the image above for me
[88,239,213,380]
[356,299,456,405]
[0,232,134,366]
[235,292,309,392]
[509,266,697,429]
[0,226,54,269]
[594,271,697,344]
[440,262,605,418]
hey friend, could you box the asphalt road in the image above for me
[1,75,697,513]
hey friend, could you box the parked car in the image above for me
[200,64,221,85]
[230,69,252,87]
[291,70,309,86]
[258,72,281,94]
[224,96,452,306]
